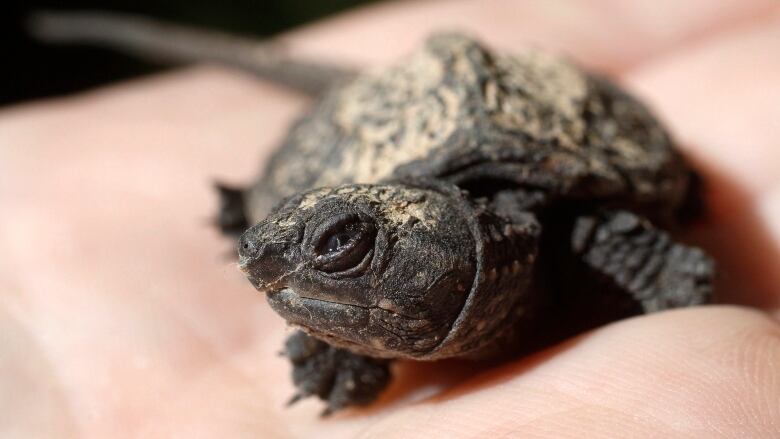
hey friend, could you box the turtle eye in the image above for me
[323,227,360,254]
[313,215,376,275]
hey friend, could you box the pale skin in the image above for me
[1,0,780,437]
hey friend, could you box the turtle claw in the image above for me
[283,331,391,414]
[286,392,305,407]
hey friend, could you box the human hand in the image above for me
[2,1,779,437]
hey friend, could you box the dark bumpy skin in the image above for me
[228,33,715,414]
[240,180,538,360]
[284,331,391,416]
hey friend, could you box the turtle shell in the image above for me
[244,33,689,224]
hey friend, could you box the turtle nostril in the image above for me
[238,234,258,260]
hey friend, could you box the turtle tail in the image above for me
[27,10,356,96]
[215,182,249,237]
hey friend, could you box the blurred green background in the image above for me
[3,0,378,105]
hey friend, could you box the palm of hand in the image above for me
[2,1,780,437]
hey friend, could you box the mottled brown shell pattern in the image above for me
[245,32,688,223]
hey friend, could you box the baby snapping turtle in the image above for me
[226,34,715,413]
[30,12,714,414]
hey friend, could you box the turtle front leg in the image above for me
[570,210,714,312]
[214,183,248,237]
[283,331,392,416]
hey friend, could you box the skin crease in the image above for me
[1,0,780,437]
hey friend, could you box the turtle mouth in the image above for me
[265,287,370,333]
[237,258,252,274]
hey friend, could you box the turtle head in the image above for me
[238,180,538,359]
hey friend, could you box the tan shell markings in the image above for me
[296,185,435,227]
[318,45,461,187]
[487,49,588,149]
[311,36,599,189]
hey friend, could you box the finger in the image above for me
[0,69,297,435]
[283,0,777,73]
[0,303,77,437]
[359,306,780,438]
[624,14,780,307]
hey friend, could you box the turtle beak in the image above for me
[238,218,301,292]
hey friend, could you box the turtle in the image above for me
[224,33,715,414]
[33,11,715,415]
